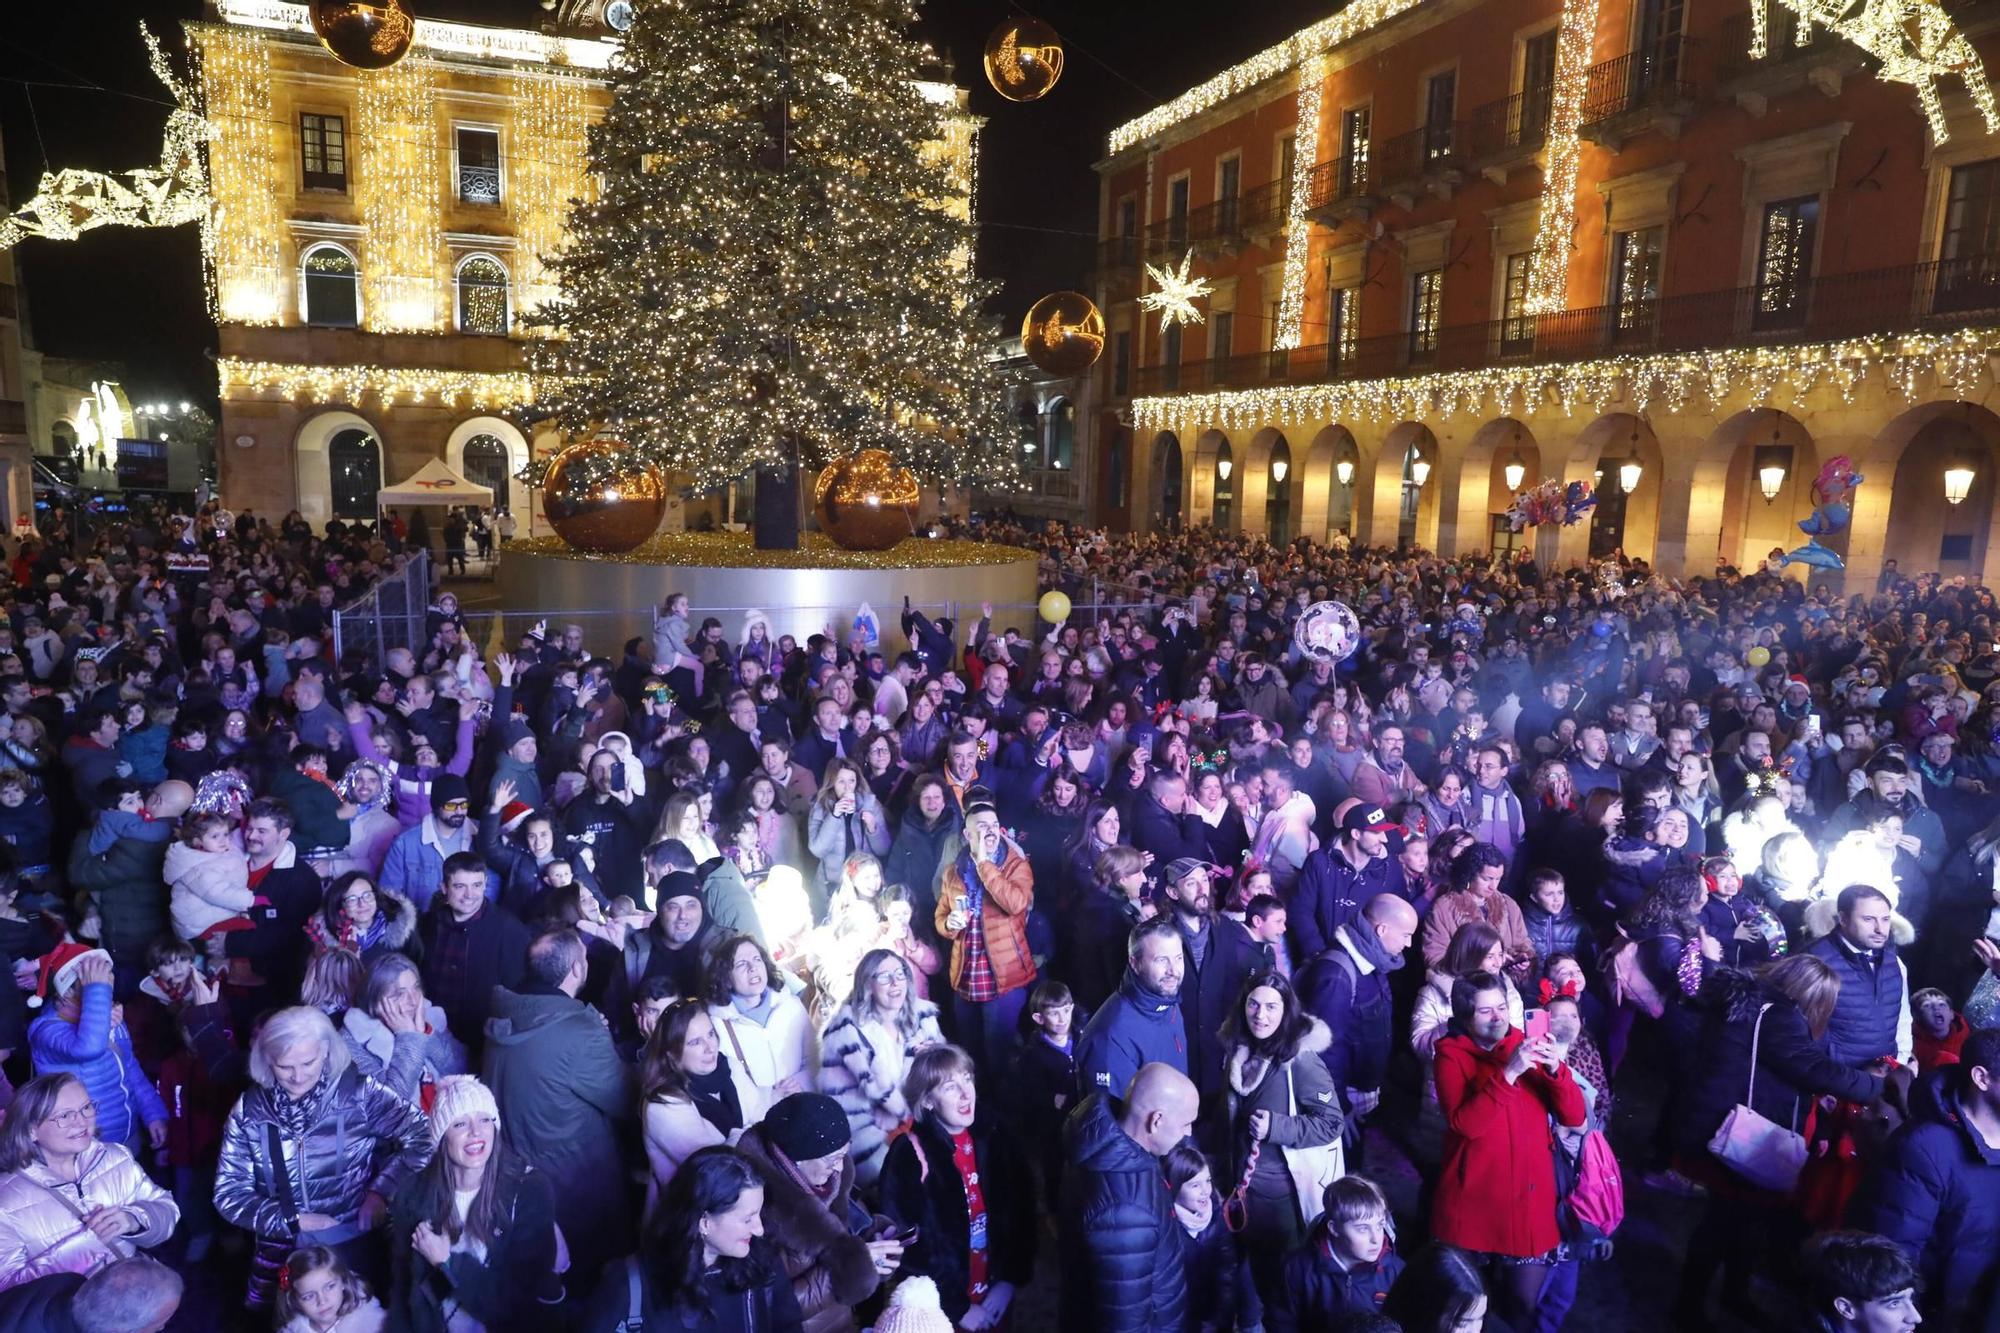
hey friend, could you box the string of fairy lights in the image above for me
[1131,326,2000,440]
[1522,0,1599,317]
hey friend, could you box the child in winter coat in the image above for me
[1269,1175,1405,1333]
[273,1245,387,1333]
[1166,1145,1240,1333]
[165,811,255,970]
[1006,978,1081,1198]
[86,778,174,856]
[0,767,55,882]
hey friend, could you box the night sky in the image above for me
[0,0,1339,406]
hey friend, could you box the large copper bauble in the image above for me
[814,450,920,552]
[310,0,417,70]
[983,17,1065,102]
[1020,291,1104,377]
[541,440,667,554]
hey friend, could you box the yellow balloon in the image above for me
[1038,590,1071,624]
[1746,646,1771,667]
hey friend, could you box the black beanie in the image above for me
[762,1092,851,1163]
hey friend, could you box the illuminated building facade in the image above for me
[1091,0,2000,589]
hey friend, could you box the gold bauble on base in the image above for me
[814,450,920,552]
[541,439,668,554]
[310,0,417,70]
[1021,291,1105,377]
[983,18,1065,102]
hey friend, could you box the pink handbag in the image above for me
[1707,1003,1807,1191]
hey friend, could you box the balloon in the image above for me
[1295,600,1362,662]
[1746,646,1772,667]
[1782,538,1846,572]
[1038,590,1071,624]
[983,18,1064,102]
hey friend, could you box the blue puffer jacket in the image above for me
[1862,1064,2000,1324]
[1806,934,1908,1067]
[1057,1091,1188,1333]
[27,981,167,1150]
[1076,965,1188,1098]
[1269,1230,1406,1333]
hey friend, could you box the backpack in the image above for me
[1562,1128,1625,1238]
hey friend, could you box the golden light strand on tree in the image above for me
[1523,0,1599,316]
[354,56,444,333]
[192,23,286,325]
[1273,56,1325,352]
[1133,327,2000,436]
[509,64,593,324]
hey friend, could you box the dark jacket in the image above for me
[481,984,637,1282]
[420,904,532,1062]
[1179,1205,1240,1333]
[1065,889,1141,1014]
[65,828,169,977]
[1522,899,1594,970]
[268,765,352,852]
[877,1117,1036,1323]
[1675,969,1882,1163]
[733,1124,882,1333]
[579,1256,804,1333]
[387,1165,565,1331]
[1057,1092,1189,1333]
[1862,1064,2000,1324]
[1295,923,1400,1102]
[475,811,600,918]
[1269,1231,1406,1333]
[1129,793,1210,869]
[0,1273,82,1333]
[1008,1029,1081,1193]
[229,845,325,998]
[1076,966,1189,1098]
[1805,933,1909,1069]
[1177,915,1272,1104]
[1288,846,1406,960]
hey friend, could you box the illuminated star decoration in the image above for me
[1139,251,1213,329]
[0,25,213,252]
[1752,0,1998,140]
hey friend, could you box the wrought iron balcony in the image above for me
[458,165,502,205]
[1303,153,1375,220]
[1580,37,1701,135]
[1464,87,1554,163]
[1132,255,2000,398]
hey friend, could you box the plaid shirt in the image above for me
[427,904,479,1017]
[954,849,998,1003]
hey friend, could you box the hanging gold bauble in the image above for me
[541,439,667,554]
[1020,291,1105,377]
[310,0,417,71]
[983,17,1065,102]
[814,450,920,552]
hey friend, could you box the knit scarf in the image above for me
[1175,1193,1213,1238]
[731,989,776,1027]
[956,846,987,918]
[771,1142,841,1208]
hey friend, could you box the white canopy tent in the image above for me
[376,457,493,509]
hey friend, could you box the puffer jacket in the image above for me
[734,1123,883,1333]
[27,983,168,1151]
[213,1066,431,1244]
[165,841,254,941]
[814,1002,943,1186]
[1057,1090,1189,1333]
[65,829,169,976]
[1861,1064,2000,1323]
[1269,1231,1406,1333]
[935,841,1037,1000]
[0,1141,179,1291]
[1521,900,1593,969]
[806,793,893,900]
[1077,966,1189,1099]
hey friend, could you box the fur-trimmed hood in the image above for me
[1601,834,1664,870]
[1801,893,1915,948]
[1226,1014,1331,1097]
[734,1122,882,1326]
[312,885,418,953]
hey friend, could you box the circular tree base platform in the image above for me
[497,532,1038,657]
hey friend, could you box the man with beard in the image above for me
[1296,893,1419,1140]
[1824,751,1948,886]
[563,748,651,902]
[1289,804,1408,960]
[639,872,711,998]
[1348,723,1425,809]
[1159,858,1268,1104]
[381,774,486,911]
[1076,916,1188,1097]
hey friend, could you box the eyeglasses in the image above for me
[870,969,906,986]
[439,800,469,813]
[340,891,375,907]
[42,1102,96,1128]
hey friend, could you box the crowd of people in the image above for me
[0,501,1995,1333]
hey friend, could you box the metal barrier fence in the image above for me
[331,549,433,665]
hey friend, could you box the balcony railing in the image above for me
[1132,255,2000,398]
[1373,122,1465,189]
[1304,154,1374,213]
[1713,8,1817,81]
[1581,37,1700,127]
[1464,86,1554,159]
[457,165,501,205]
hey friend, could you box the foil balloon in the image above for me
[1799,455,1864,537]
[1563,479,1598,525]
[1295,600,1362,662]
[1783,537,1846,571]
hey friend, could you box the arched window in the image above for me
[456,255,510,335]
[301,244,360,328]
[1017,398,1040,466]
[461,434,510,499]
[50,422,77,459]
[1047,397,1075,471]
[328,427,382,519]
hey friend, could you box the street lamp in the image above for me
[1271,458,1288,483]
[1619,452,1642,494]
[1946,457,1976,505]
[1217,457,1233,480]
[1335,458,1354,486]
[1410,457,1432,487]
[1504,451,1526,492]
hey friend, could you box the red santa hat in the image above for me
[28,943,112,1009]
[500,800,536,835]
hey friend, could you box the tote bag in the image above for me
[1707,1003,1808,1192]
[1278,1061,1345,1227]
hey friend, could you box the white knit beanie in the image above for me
[873,1277,954,1333]
[428,1075,500,1144]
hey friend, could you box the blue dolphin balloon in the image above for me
[1782,538,1845,571]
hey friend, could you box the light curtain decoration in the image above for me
[355,57,446,332]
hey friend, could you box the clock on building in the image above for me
[603,0,633,32]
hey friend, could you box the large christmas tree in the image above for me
[530,0,1021,548]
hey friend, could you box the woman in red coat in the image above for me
[1431,968,1587,1328]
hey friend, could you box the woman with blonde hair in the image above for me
[656,789,721,865]
[806,758,889,907]
[815,948,943,1185]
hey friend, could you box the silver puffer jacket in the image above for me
[213,1067,431,1242]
